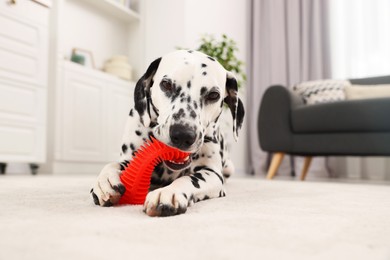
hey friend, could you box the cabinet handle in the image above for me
[8,0,17,5]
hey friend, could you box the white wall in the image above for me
[143,0,249,174]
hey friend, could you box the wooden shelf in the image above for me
[78,0,140,23]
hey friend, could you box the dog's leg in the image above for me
[144,143,225,217]
[91,109,150,206]
[218,132,235,179]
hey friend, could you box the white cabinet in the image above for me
[0,0,49,163]
[61,66,107,162]
[40,0,143,174]
[42,61,133,174]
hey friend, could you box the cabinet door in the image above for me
[0,79,46,162]
[106,82,134,161]
[62,70,107,162]
[0,1,48,87]
[0,1,48,163]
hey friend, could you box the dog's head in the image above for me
[134,50,244,154]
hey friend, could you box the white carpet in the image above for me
[1,175,390,260]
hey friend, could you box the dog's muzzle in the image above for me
[163,155,192,171]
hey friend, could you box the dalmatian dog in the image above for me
[91,50,244,217]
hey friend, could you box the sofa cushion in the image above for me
[291,98,390,133]
[292,79,349,104]
[345,84,390,100]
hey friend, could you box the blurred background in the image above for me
[1,0,389,183]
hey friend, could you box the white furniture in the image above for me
[44,61,133,174]
[42,0,142,174]
[0,0,50,168]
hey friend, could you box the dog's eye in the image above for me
[160,80,173,92]
[206,91,220,102]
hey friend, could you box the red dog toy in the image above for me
[118,137,190,205]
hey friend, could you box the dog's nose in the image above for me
[169,124,197,150]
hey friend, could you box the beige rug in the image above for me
[1,175,390,260]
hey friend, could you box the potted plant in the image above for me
[196,34,246,89]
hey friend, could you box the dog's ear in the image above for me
[134,57,161,127]
[224,72,245,141]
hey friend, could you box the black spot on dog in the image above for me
[122,144,128,153]
[129,143,135,151]
[202,71,207,76]
[200,87,207,96]
[187,81,191,89]
[129,109,134,116]
[119,160,130,170]
[187,96,192,103]
[150,121,158,128]
[201,63,207,68]
[193,101,198,109]
[203,195,210,200]
[148,131,154,139]
[193,172,206,182]
[190,110,196,119]
[188,50,194,53]
[194,165,223,183]
[190,176,200,188]
[135,130,142,136]
[171,86,182,103]
[182,193,188,199]
[173,108,185,121]
[207,56,215,61]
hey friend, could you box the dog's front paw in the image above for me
[90,163,125,207]
[143,187,192,217]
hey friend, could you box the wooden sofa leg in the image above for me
[266,153,285,180]
[300,156,312,181]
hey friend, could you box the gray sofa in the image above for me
[258,75,390,180]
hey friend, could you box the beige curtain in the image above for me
[247,0,331,176]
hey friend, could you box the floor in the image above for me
[1,175,390,260]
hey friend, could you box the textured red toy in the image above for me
[118,137,190,205]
